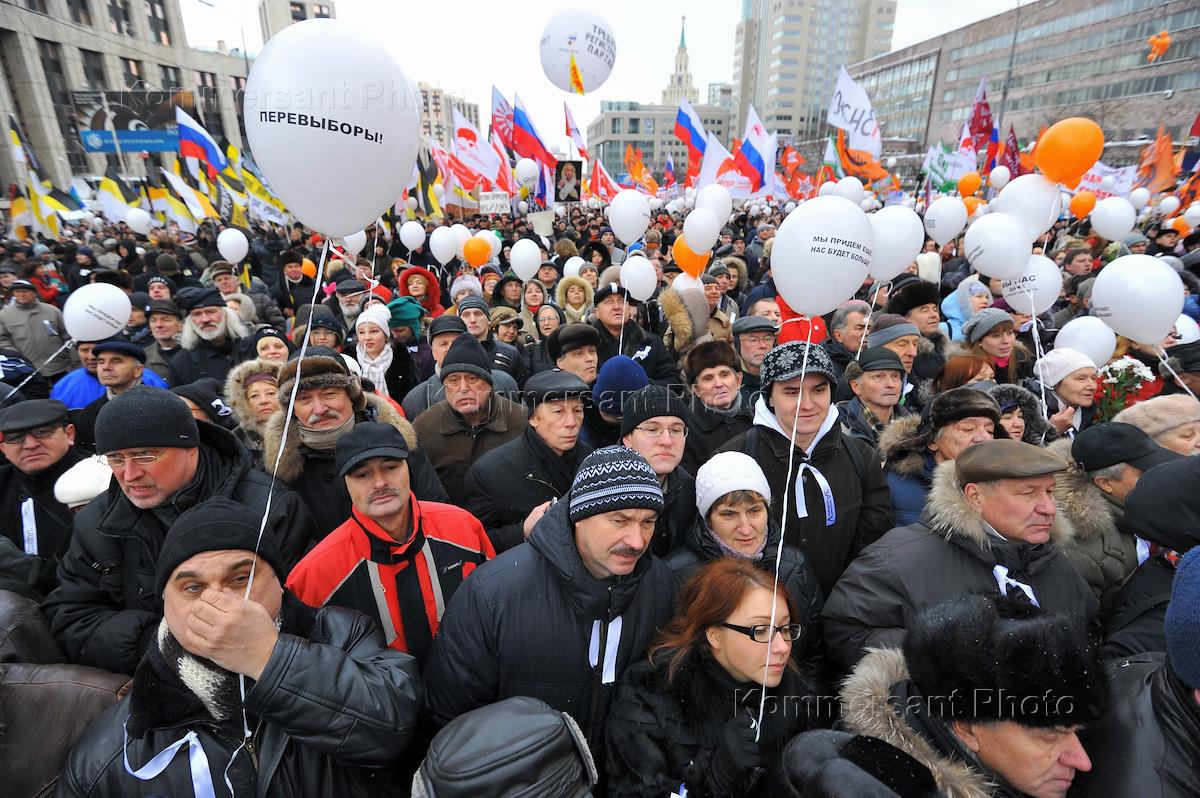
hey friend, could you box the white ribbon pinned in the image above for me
[992,564,1040,607]
[794,462,837,526]
[123,721,220,798]
[588,616,623,685]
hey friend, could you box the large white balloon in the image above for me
[1159,196,1181,217]
[517,200,529,214]
[405,196,418,211]
[509,238,541,281]
[608,190,651,245]
[243,19,419,236]
[124,208,151,235]
[340,230,367,257]
[429,226,458,265]
[1099,175,1116,191]
[1089,197,1137,242]
[450,224,471,259]
[671,273,702,293]
[833,176,865,204]
[817,181,837,197]
[63,283,131,341]
[1055,316,1117,368]
[431,184,445,201]
[683,207,721,252]
[1091,254,1185,344]
[620,256,657,301]
[476,229,501,259]
[563,255,584,278]
[539,10,615,94]
[964,212,1029,280]
[923,197,967,246]
[399,220,425,251]
[772,195,874,317]
[216,228,248,263]
[868,206,925,280]
[1001,255,1061,315]
[515,158,540,189]
[695,184,733,221]
[1184,203,1200,227]
[992,174,1061,241]
[1175,314,1200,345]
[1129,187,1151,210]
[988,165,1011,190]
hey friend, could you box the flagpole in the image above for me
[995,0,1021,136]
[99,92,128,177]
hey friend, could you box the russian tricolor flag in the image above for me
[511,94,555,171]
[673,98,707,161]
[732,107,770,192]
[175,107,226,179]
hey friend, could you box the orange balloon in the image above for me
[1069,191,1097,218]
[672,236,709,278]
[1036,117,1104,186]
[957,172,982,197]
[962,196,981,215]
[463,236,490,267]
[1171,216,1191,234]
[301,258,317,278]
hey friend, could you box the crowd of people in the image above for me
[0,199,1198,797]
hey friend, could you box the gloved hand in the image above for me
[707,711,761,795]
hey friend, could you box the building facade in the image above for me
[1,0,252,189]
[257,0,336,44]
[850,0,1200,152]
[732,0,895,141]
[661,17,699,106]
[417,82,480,150]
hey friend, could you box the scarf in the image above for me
[297,412,355,451]
[524,425,585,495]
[702,517,767,561]
[700,390,744,418]
[106,377,143,401]
[155,619,241,722]
[357,343,394,398]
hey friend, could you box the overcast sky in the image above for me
[180,0,1020,152]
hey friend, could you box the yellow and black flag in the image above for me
[7,114,40,172]
[97,167,141,223]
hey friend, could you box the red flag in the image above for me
[1190,110,1200,138]
[591,158,620,202]
[967,80,993,152]
[782,144,805,176]
[1002,125,1022,176]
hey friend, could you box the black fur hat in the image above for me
[903,593,1109,728]
[885,279,941,319]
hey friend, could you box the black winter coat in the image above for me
[462,427,592,552]
[42,423,315,675]
[346,342,422,403]
[653,468,697,559]
[422,499,678,765]
[0,448,82,599]
[1102,553,1175,660]
[1075,653,1200,798]
[480,335,526,385]
[717,412,893,596]
[606,652,818,798]
[57,592,422,798]
[167,338,240,388]
[681,399,753,477]
[592,320,682,390]
[521,339,556,376]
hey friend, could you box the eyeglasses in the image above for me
[634,424,687,439]
[106,449,167,469]
[720,622,802,643]
[0,424,65,445]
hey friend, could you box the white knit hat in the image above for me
[54,455,113,509]
[355,303,392,335]
[695,451,772,518]
[1035,347,1096,389]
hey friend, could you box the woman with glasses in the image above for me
[606,557,820,797]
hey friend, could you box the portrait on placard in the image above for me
[556,160,582,203]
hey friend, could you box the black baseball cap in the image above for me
[1072,422,1181,473]
[0,399,69,434]
[857,347,906,374]
[335,421,409,477]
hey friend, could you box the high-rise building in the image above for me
[661,16,699,106]
[258,0,336,44]
[732,0,895,139]
[708,82,734,108]
[418,82,480,149]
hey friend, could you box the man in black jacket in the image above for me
[620,384,696,558]
[167,288,252,388]
[457,296,525,384]
[591,282,681,390]
[462,369,592,552]
[42,387,315,675]
[424,446,677,772]
[58,499,421,797]
[0,399,83,599]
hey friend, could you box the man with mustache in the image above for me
[424,446,677,779]
[287,422,494,662]
[167,288,252,387]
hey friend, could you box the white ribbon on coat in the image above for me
[992,564,1040,607]
[123,721,222,798]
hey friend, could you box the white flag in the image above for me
[451,107,502,184]
[826,66,882,158]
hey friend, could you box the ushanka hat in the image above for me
[568,446,663,523]
[276,351,363,408]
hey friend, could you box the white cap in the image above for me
[355,303,391,336]
[54,455,112,509]
[695,451,772,517]
[1035,347,1096,389]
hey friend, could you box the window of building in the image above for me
[147,0,171,45]
[37,39,88,172]
[313,4,331,17]
[290,2,306,21]
[195,71,227,143]
[230,76,248,147]
[160,65,181,90]
[628,118,640,134]
[108,0,133,35]
[80,49,106,89]
[120,57,143,88]
[67,0,92,25]
[25,0,48,13]
[644,118,655,134]
[611,118,623,135]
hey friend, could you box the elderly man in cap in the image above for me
[43,387,314,674]
[591,281,680,388]
[886,279,947,380]
[142,299,183,381]
[261,350,448,537]
[680,340,754,475]
[782,594,1108,798]
[823,439,1099,670]
[838,347,912,447]
[58,496,422,797]
[288,422,494,662]
[822,299,871,380]
[844,313,923,407]
[168,287,251,387]
[620,383,696,557]
[209,260,285,328]
[0,277,75,381]
[0,399,83,598]
[1076,547,1200,797]
[412,335,528,505]
[547,322,600,384]
[72,337,153,454]
[731,314,777,403]
[463,369,593,552]
[424,446,676,771]
[402,315,519,419]
[718,341,893,595]
[326,277,369,328]
[457,295,524,382]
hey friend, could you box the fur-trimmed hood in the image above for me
[1046,438,1119,543]
[554,274,594,310]
[840,648,995,798]
[719,255,749,293]
[924,459,1075,550]
[398,265,443,311]
[260,392,418,483]
[659,286,713,361]
[224,357,283,434]
[879,414,926,477]
[988,383,1056,445]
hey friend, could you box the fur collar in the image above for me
[925,460,1075,549]
[224,358,283,435]
[1046,439,1118,543]
[879,414,926,476]
[260,393,418,483]
[840,649,995,798]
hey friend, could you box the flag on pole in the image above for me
[664,153,676,188]
[590,159,620,202]
[732,107,772,192]
[1002,125,1022,176]
[624,145,659,195]
[490,87,514,150]
[564,103,588,161]
[97,167,141,222]
[175,107,227,180]
[967,79,993,152]
[982,127,1001,175]
[511,94,555,170]
[161,167,218,220]
[490,132,516,196]
[817,136,844,185]
[673,98,707,186]
[7,115,40,172]
[826,67,882,159]
[452,107,503,185]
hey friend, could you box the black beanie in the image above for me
[95,386,199,454]
[155,497,285,596]
[620,384,689,437]
[440,334,494,385]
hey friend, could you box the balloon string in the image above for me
[855,280,891,360]
[0,339,75,407]
[757,319,814,741]
[618,294,626,352]
[1155,345,1199,400]
[1025,288,1052,423]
